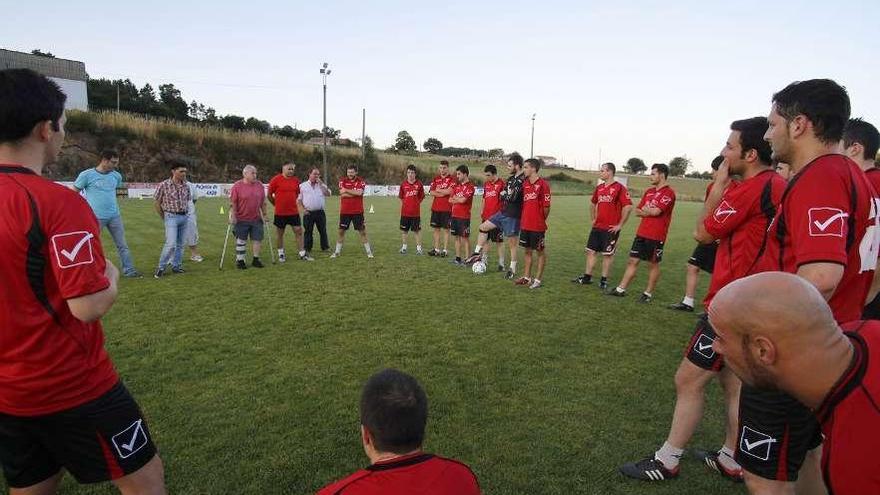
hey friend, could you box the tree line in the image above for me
[624,156,700,177]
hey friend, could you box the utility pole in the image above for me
[116,83,120,112]
[361,108,366,164]
[530,113,536,158]
[320,62,332,181]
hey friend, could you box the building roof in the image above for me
[0,49,87,81]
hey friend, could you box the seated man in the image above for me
[317,369,481,495]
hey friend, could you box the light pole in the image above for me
[530,113,536,158]
[320,62,332,181]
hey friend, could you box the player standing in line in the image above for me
[738,79,877,495]
[478,164,506,271]
[668,156,724,312]
[572,162,632,290]
[448,165,475,265]
[620,117,785,484]
[774,160,793,181]
[841,118,880,319]
[398,164,426,255]
[332,165,373,259]
[268,162,311,262]
[427,160,455,257]
[229,164,267,269]
[0,68,166,494]
[514,158,551,289]
[464,153,526,279]
[607,163,676,302]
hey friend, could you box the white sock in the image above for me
[533,278,541,284]
[364,243,372,255]
[655,442,684,469]
[402,243,408,250]
[718,446,741,471]
[682,296,695,307]
[335,242,342,254]
[474,244,482,254]
[416,244,422,251]
[643,292,653,298]
[278,248,285,256]
[510,261,517,272]
[498,256,505,266]
[615,286,625,293]
[299,250,306,257]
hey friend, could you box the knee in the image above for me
[674,364,706,397]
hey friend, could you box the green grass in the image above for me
[10,196,744,494]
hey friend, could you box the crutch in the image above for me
[261,212,276,264]
[219,224,231,270]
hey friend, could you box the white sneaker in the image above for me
[416,248,424,255]
[278,254,287,263]
[367,253,375,259]
[190,255,204,262]
[399,247,407,254]
[529,279,543,289]
[299,254,315,261]
[330,252,339,259]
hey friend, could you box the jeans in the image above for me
[157,213,187,270]
[303,209,329,252]
[99,215,137,275]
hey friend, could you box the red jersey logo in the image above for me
[808,208,848,237]
[52,231,95,269]
[713,200,737,224]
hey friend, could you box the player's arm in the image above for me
[72,171,86,192]
[798,263,845,300]
[695,163,731,243]
[153,184,165,219]
[67,262,119,322]
[267,181,276,205]
[613,205,633,232]
[590,202,597,224]
[347,187,365,197]
[297,196,307,213]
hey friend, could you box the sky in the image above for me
[7,0,879,172]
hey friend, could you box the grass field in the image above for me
[12,195,747,495]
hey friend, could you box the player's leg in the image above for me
[464,219,496,263]
[414,224,423,254]
[275,224,286,262]
[111,455,166,495]
[357,217,373,258]
[250,222,264,267]
[302,213,315,253]
[293,225,308,260]
[609,257,639,295]
[234,223,248,269]
[575,229,601,284]
[531,240,546,288]
[155,215,178,275]
[316,210,330,251]
[9,471,63,495]
[644,261,662,300]
[519,248,533,283]
[400,228,408,253]
[742,474,796,495]
[496,235,505,270]
[441,224,450,255]
[506,235,519,278]
[171,215,186,271]
[105,215,139,277]
[601,253,614,281]
[794,448,826,495]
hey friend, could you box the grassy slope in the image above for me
[5,196,743,495]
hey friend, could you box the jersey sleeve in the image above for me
[786,171,851,266]
[267,177,278,197]
[637,192,649,209]
[591,186,599,205]
[542,181,552,207]
[656,189,675,212]
[704,182,753,238]
[418,182,426,201]
[45,190,110,299]
[620,186,632,207]
[73,170,88,190]
[153,181,166,203]
[114,171,125,189]
[464,184,475,200]
[229,183,238,203]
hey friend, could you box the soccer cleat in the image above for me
[171,266,185,274]
[514,277,531,286]
[330,252,339,259]
[300,254,315,262]
[450,258,463,266]
[619,456,680,482]
[278,254,287,263]
[252,258,264,268]
[416,248,424,255]
[440,250,448,258]
[236,260,248,270]
[190,255,204,262]
[153,268,164,279]
[367,253,375,259]
[607,288,626,297]
[599,280,608,291]
[638,293,653,304]
[463,253,482,265]
[572,274,592,285]
[668,302,694,312]
[529,279,542,289]
[497,264,505,272]
[694,449,744,483]
[505,270,515,280]
[428,249,438,257]
[399,247,407,254]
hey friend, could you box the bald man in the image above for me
[710,272,880,495]
[229,164,267,269]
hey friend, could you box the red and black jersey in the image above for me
[339,176,366,215]
[429,175,456,213]
[865,167,880,196]
[520,177,552,232]
[816,320,880,495]
[591,180,632,230]
[635,185,676,241]
[702,170,786,309]
[317,452,481,495]
[481,178,504,221]
[0,165,118,416]
[398,180,425,217]
[450,181,475,220]
[758,155,878,323]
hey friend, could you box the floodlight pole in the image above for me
[530,113,536,158]
[320,63,331,182]
[362,108,366,164]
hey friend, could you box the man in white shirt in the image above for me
[298,167,332,256]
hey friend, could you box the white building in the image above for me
[0,49,88,111]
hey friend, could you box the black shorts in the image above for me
[586,228,620,255]
[450,218,471,237]
[688,242,718,273]
[273,214,301,229]
[736,386,823,481]
[430,210,451,229]
[518,230,545,251]
[487,227,504,243]
[863,291,880,320]
[400,216,421,232]
[684,314,723,371]
[339,213,365,231]
[0,382,157,488]
[234,220,264,241]
[629,236,664,263]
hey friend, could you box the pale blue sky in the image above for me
[7,0,878,171]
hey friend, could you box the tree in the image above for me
[423,137,443,153]
[668,156,692,177]
[158,84,189,120]
[31,49,54,58]
[395,130,417,153]
[245,117,271,134]
[488,148,505,158]
[323,127,341,139]
[220,115,246,131]
[625,157,647,174]
[305,129,323,139]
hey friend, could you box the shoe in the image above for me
[399,247,407,254]
[572,274,592,285]
[367,253,375,259]
[505,270,515,280]
[428,249,438,257]
[450,258,463,266]
[497,264,505,272]
[190,255,204,262]
[440,250,448,258]
[252,258,264,268]
[124,270,143,278]
[416,248,424,255]
[620,456,680,481]
[236,260,247,270]
[694,449,744,483]
[278,254,287,263]
[668,302,694,312]
[638,293,653,303]
[514,277,531,286]
[153,268,164,279]
[299,254,315,261]
[171,266,185,274]
[330,252,339,259]
[599,280,608,290]
[529,279,542,289]
[463,253,482,265]
[607,288,626,297]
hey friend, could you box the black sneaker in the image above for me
[668,302,694,312]
[236,260,247,270]
[171,266,185,274]
[252,258,264,268]
[428,249,438,257]
[440,250,448,258]
[153,268,164,279]
[572,274,592,285]
[638,293,653,303]
[505,270,515,280]
[619,456,680,482]
[497,264,505,272]
[599,280,608,291]
[607,288,626,297]
[693,449,744,483]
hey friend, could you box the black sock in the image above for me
[600,276,607,282]
[584,273,592,281]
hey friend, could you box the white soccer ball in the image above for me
[472,261,487,274]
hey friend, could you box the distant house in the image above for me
[0,49,88,111]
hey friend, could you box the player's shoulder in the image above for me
[28,176,91,213]
[316,469,374,495]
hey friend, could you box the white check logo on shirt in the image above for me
[51,231,95,268]
[808,208,848,237]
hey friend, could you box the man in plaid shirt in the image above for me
[153,161,191,278]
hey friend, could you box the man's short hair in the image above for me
[772,79,851,144]
[731,117,772,165]
[282,161,295,169]
[524,158,542,171]
[601,162,616,175]
[406,164,417,173]
[0,69,66,144]
[507,153,524,167]
[484,164,497,175]
[711,155,724,171]
[439,160,449,166]
[101,149,120,161]
[652,163,669,178]
[456,164,469,175]
[347,164,358,172]
[169,159,187,171]
[844,118,880,161]
[360,369,428,454]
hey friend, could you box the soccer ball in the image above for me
[472,261,487,274]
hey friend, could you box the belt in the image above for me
[166,211,187,215]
